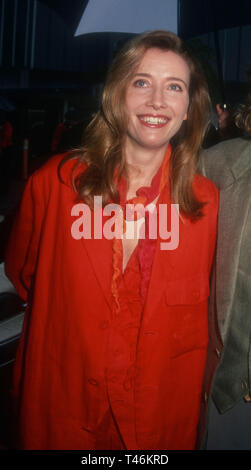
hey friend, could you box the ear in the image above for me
[183,112,188,121]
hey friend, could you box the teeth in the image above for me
[140,116,168,124]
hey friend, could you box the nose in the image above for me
[146,85,166,110]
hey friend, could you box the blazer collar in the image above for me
[229,138,251,181]
[218,138,251,188]
[200,138,251,190]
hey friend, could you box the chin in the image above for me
[141,140,169,151]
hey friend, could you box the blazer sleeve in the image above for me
[5,172,44,301]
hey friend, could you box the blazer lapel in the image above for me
[80,217,114,312]
[142,184,174,324]
[61,159,115,312]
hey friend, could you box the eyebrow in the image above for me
[133,73,189,88]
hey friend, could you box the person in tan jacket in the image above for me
[199,98,251,449]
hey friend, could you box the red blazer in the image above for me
[5,154,218,450]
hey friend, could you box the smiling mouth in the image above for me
[138,115,169,127]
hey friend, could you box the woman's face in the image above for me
[124,48,190,155]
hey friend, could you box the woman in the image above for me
[5,31,218,450]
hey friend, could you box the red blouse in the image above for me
[103,146,171,448]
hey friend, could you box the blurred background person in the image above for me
[199,80,251,450]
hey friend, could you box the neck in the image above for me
[124,142,168,199]
[125,142,165,186]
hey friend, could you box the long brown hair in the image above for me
[61,30,211,218]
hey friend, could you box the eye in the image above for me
[133,79,148,88]
[168,83,182,92]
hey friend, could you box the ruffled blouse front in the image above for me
[112,143,171,311]
[105,146,171,446]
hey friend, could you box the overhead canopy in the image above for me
[179,0,251,38]
[39,0,88,33]
[39,0,251,38]
[74,0,178,36]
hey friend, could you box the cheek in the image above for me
[125,88,138,106]
[124,90,132,114]
[125,99,136,119]
[175,98,189,121]
[126,88,147,112]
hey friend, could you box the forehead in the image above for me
[136,48,190,83]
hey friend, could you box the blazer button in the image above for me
[114,348,122,356]
[204,392,208,403]
[194,291,200,300]
[109,376,118,383]
[99,320,110,329]
[88,378,98,386]
[123,378,132,391]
